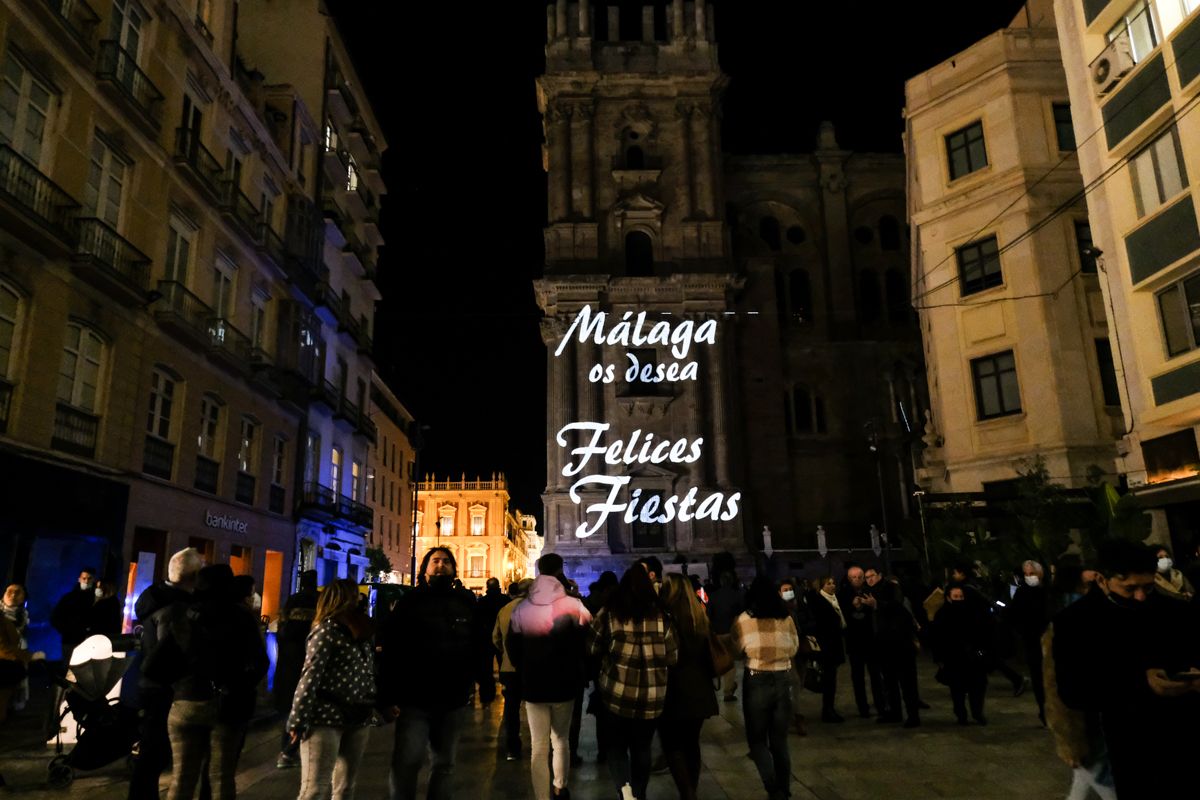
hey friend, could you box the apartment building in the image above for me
[367,371,415,581]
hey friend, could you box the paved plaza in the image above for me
[0,659,1067,799]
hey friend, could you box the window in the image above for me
[331,446,342,492]
[439,508,455,537]
[84,135,127,228]
[57,323,104,412]
[211,255,236,319]
[197,395,221,457]
[1108,0,1158,64]
[111,0,146,60]
[1052,103,1075,152]
[789,385,828,435]
[304,432,320,484]
[1075,221,1097,274]
[468,553,486,579]
[250,290,269,352]
[346,154,359,192]
[1156,270,1200,357]
[946,121,987,180]
[0,281,21,378]
[351,460,361,502]
[956,236,1003,295]
[631,492,666,549]
[1095,339,1122,407]
[971,351,1022,419]
[471,509,485,536]
[146,369,175,440]
[1157,0,1200,40]
[164,215,195,284]
[323,120,338,152]
[272,436,286,486]
[382,435,388,468]
[0,51,52,164]
[789,269,812,322]
[622,348,659,395]
[1130,127,1188,218]
[356,378,366,413]
[260,189,277,231]
[237,417,258,474]
[625,231,653,277]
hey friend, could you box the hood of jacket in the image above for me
[527,574,567,606]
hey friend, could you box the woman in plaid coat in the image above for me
[587,566,678,800]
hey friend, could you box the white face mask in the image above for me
[1158,557,1173,574]
[80,580,92,591]
[781,590,795,602]
[1023,575,1040,588]
[94,587,104,599]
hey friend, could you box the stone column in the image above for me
[579,0,590,36]
[674,101,694,219]
[547,102,572,222]
[556,0,568,37]
[705,314,730,488]
[671,0,685,40]
[571,101,595,219]
[542,317,574,490]
[695,0,707,40]
[691,103,715,218]
[684,314,704,486]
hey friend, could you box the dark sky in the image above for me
[327,0,1028,517]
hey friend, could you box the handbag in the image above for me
[802,659,823,694]
[707,633,734,678]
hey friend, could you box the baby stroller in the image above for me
[46,634,140,789]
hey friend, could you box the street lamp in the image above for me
[865,419,893,574]
[913,489,931,580]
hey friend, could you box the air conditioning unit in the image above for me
[1092,35,1134,97]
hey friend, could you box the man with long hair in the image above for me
[381,547,476,800]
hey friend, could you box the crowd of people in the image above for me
[1,538,1198,799]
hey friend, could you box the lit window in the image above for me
[469,553,486,579]
[331,446,342,492]
[1156,269,1200,357]
[0,51,53,165]
[351,460,361,502]
[197,395,221,457]
[1130,127,1188,218]
[57,323,104,412]
[471,512,485,536]
[146,369,175,440]
[945,121,987,180]
[1156,0,1200,41]
[238,417,258,474]
[956,236,1003,296]
[346,155,359,192]
[971,351,1022,420]
[439,508,455,537]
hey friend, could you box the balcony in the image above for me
[194,454,220,494]
[173,128,223,200]
[0,145,81,255]
[357,329,373,357]
[336,492,373,529]
[268,483,286,514]
[155,281,214,348]
[33,0,99,62]
[51,403,99,459]
[339,182,369,219]
[357,413,378,445]
[299,481,338,518]
[235,471,256,505]
[335,395,360,430]
[322,143,351,185]
[219,178,261,238]
[313,281,342,326]
[96,41,163,132]
[0,377,12,434]
[310,379,339,412]
[255,222,287,271]
[142,435,174,480]
[325,65,359,122]
[207,317,253,374]
[72,217,150,304]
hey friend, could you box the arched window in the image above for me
[879,215,901,250]
[858,269,882,324]
[885,268,910,325]
[625,145,645,170]
[58,322,105,412]
[1,281,23,380]
[789,269,812,322]
[625,230,654,276]
[759,216,782,251]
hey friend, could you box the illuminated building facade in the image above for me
[367,371,415,581]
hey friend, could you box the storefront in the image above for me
[0,450,130,661]
[124,478,296,626]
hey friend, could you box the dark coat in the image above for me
[272,588,318,713]
[662,621,719,722]
[134,581,190,693]
[706,584,743,635]
[930,600,991,679]
[1008,584,1050,650]
[807,591,845,665]
[869,581,918,652]
[474,588,509,651]
[836,582,875,649]
[50,587,95,652]
[379,581,477,712]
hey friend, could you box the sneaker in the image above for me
[275,753,298,769]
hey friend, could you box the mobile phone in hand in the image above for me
[1166,670,1200,682]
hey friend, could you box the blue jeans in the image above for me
[389,706,467,800]
[743,670,792,798]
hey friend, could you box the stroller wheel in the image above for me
[47,756,74,789]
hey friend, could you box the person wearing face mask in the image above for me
[1008,560,1050,725]
[1152,546,1194,601]
[380,546,477,800]
[1052,539,1200,797]
[86,578,123,642]
[50,567,99,661]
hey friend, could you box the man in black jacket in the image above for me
[867,568,921,727]
[1053,540,1200,796]
[838,565,886,719]
[50,567,98,661]
[474,577,508,706]
[382,547,476,800]
[127,548,202,800]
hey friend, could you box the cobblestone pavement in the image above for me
[0,659,1068,799]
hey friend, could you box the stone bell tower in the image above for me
[534,0,748,582]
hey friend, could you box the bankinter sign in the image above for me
[554,305,742,538]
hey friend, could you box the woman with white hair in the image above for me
[1009,559,1050,725]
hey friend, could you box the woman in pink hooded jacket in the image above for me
[507,573,593,800]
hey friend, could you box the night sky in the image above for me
[327,0,1028,518]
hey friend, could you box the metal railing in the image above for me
[142,435,174,480]
[301,481,338,513]
[40,0,100,52]
[0,145,81,243]
[194,454,220,494]
[0,377,12,434]
[156,281,214,338]
[235,471,256,504]
[337,492,372,528]
[173,128,223,197]
[74,217,150,291]
[358,414,377,444]
[96,41,163,128]
[255,222,286,267]
[219,178,261,233]
[337,395,360,427]
[207,317,252,363]
[52,403,98,459]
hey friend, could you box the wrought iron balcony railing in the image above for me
[219,178,261,234]
[96,41,163,129]
[155,280,214,343]
[39,0,100,54]
[301,481,338,515]
[142,434,174,480]
[52,403,99,459]
[337,492,373,528]
[207,317,253,365]
[74,217,150,296]
[268,483,286,514]
[235,470,256,505]
[173,128,223,198]
[194,454,219,494]
[0,145,81,245]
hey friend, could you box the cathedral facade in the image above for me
[535,1,923,582]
